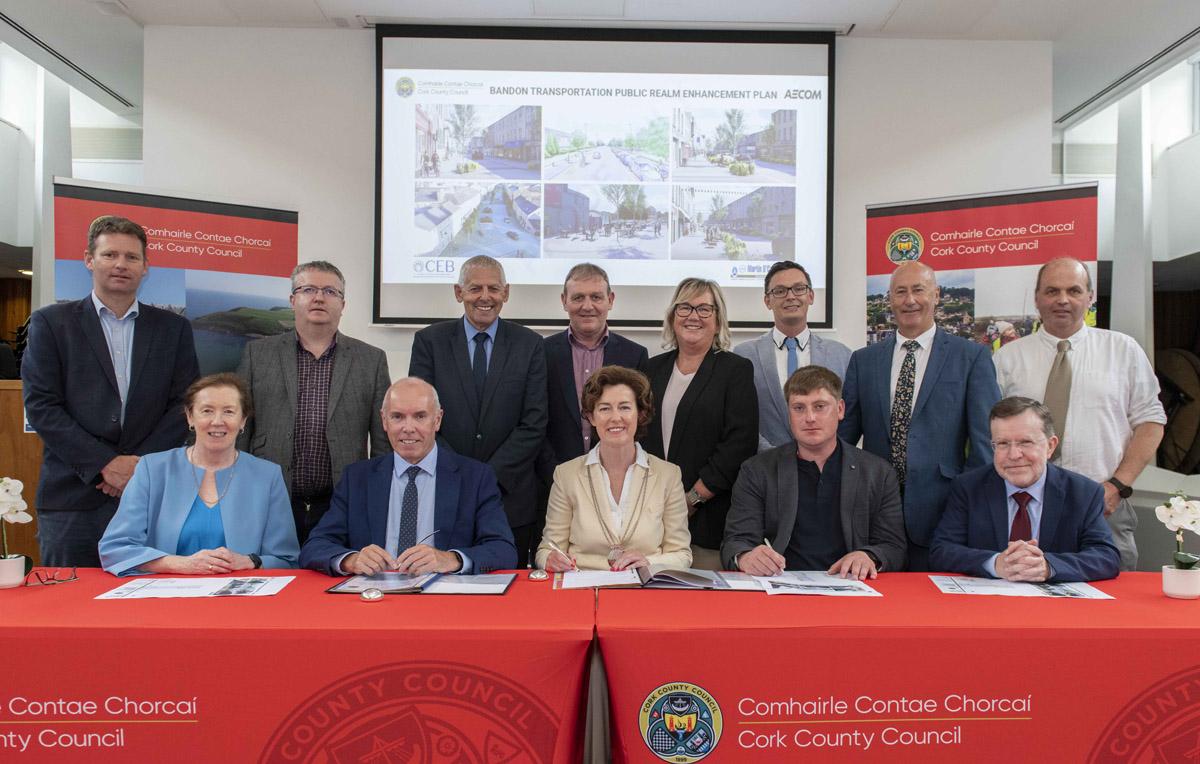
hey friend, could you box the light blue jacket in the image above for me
[99,447,299,576]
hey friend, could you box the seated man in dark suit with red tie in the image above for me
[930,396,1120,583]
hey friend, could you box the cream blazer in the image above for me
[535,451,692,570]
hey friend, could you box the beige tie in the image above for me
[1043,339,1071,460]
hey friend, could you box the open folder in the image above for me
[556,566,730,590]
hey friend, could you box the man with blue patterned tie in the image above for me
[299,378,516,576]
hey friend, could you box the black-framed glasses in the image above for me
[291,285,344,300]
[25,567,78,586]
[767,284,812,298]
[674,303,715,319]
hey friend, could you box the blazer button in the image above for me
[110,415,118,422]
[475,433,483,440]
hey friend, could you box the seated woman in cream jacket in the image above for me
[536,365,692,571]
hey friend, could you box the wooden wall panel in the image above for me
[0,278,32,345]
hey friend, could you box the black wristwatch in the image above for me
[249,553,263,569]
[1106,477,1133,499]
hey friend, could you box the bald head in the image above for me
[381,378,443,464]
[888,261,939,338]
[1034,257,1094,338]
[1035,257,1092,293]
[383,377,441,412]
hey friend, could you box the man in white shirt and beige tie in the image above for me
[993,258,1165,570]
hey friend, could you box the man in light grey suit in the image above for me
[734,261,851,451]
[722,366,906,578]
[238,261,390,544]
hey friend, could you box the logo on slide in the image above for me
[396,77,415,97]
[886,227,923,263]
[640,682,722,762]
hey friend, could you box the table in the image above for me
[2,569,594,763]
[597,572,1200,763]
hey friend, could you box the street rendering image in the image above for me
[670,185,795,261]
[543,183,669,260]
[415,104,542,181]
[543,107,670,183]
[672,107,798,183]
[413,182,541,260]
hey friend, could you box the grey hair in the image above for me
[382,377,442,412]
[291,261,346,292]
[457,255,507,287]
[989,396,1056,438]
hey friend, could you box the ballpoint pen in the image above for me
[545,540,577,571]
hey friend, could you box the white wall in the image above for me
[143,27,1053,373]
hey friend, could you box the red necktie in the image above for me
[1009,491,1032,542]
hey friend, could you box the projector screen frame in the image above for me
[373,24,836,330]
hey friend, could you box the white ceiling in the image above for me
[2,0,1199,123]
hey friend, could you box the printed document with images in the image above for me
[930,575,1113,599]
[97,577,294,599]
[759,571,882,596]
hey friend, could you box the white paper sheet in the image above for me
[929,575,1113,599]
[96,576,294,599]
[423,573,515,595]
[759,571,882,597]
[558,569,641,589]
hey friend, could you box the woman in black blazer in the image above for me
[644,278,758,569]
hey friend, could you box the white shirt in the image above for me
[585,442,649,531]
[889,324,937,406]
[660,364,696,454]
[993,325,1166,482]
[771,326,811,389]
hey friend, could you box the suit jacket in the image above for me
[534,451,691,570]
[236,331,390,494]
[643,349,758,549]
[98,448,300,575]
[409,318,547,527]
[930,463,1120,582]
[733,330,853,452]
[298,447,517,575]
[838,327,999,548]
[21,298,199,512]
[722,440,906,572]
[542,329,649,468]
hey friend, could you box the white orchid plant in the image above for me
[1156,492,1200,570]
[0,477,33,560]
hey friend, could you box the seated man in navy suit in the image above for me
[300,378,517,576]
[930,396,1119,583]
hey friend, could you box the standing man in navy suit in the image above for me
[839,261,1000,570]
[409,255,547,567]
[22,215,199,566]
[299,378,516,575]
[930,397,1119,582]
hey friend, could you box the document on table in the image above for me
[423,573,515,595]
[327,572,439,594]
[557,569,641,589]
[929,575,1113,599]
[760,571,882,596]
[97,576,295,599]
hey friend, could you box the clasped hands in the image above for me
[994,539,1050,582]
[738,544,879,580]
[97,455,139,497]
[342,544,461,575]
[147,547,254,575]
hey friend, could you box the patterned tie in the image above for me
[889,340,921,486]
[783,336,799,377]
[472,332,490,402]
[396,465,421,553]
[1009,491,1033,542]
[1043,339,1071,462]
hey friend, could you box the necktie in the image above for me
[1009,491,1033,542]
[396,465,422,553]
[889,340,921,486]
[1043,339,1071,462]
[783,336,799,377]
[472,332,490,401]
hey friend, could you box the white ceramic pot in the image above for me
[1162,565,1200,600]
[0,555,26,589]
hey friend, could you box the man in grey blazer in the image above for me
[722,365,906,577]
[734,262,851,452]
[237,261,390,544]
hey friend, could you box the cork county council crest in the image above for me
[640,682,722,762]
[396,77,415,97]
[886,227,923,262]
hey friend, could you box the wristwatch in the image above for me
[686,489,705,506]
[1106,477,1133,499]
[248,553,263,569]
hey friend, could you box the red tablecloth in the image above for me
[2,569,594,763]
[597,572,1200,763]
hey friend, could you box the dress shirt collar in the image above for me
[895,323,936,350]
[295,330,339,359]
[1003,465,1048,507]
[394,443,438,479]
[567,325,609,352]
[585,442,649,469]
[771,326,810,351]
[90,290,140,320]
[1037,322,1089,347]
[463,315,499,343]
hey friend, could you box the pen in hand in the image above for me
[545,540,577,571]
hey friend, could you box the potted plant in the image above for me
[1156,492,1200,599]
[0,477,33,588]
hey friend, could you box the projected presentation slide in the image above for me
[381,69,826,288]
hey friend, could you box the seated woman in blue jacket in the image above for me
[99,373,298,576]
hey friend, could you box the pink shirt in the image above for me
[568,327,609,451]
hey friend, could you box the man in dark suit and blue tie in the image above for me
[839,261,1000,570]
[299,378,517,575]
[409,255,547,566]
[22,215,200,566]
[930,397,1119,582]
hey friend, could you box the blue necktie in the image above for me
[783,336,799,377]
[396,465,421,552]
[472,332,490,401]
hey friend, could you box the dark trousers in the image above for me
[38,504,118,568]
[906,542,931,572]
[291,494,331,547]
